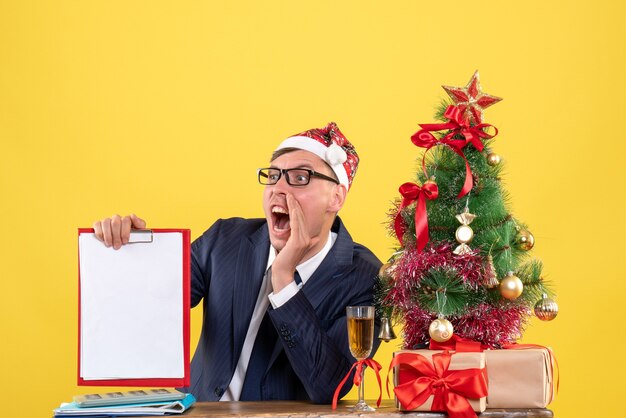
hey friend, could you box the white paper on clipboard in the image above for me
[78,231,184,380]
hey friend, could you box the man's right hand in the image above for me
[93,214,147,250]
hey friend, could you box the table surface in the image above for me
[172,400,554,417]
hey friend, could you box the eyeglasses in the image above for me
[257,167,339,186]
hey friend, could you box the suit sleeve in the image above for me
[268,257,382,404]
[190,219,223,308]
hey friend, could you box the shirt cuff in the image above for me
[268,281,301,309]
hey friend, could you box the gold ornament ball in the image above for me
[424,178,437,188]
[500,274,524,300]
[534,295,559,321]
[379,261,398,281]
[379,262,392,278]
[516,229,535,251]
[486,152,501,166]
[428,318,454,342]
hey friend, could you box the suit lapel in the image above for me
[301,217,354,310]
[231,223,270,370]
[267,217,354,368]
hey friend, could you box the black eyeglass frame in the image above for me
[257,167,340,186]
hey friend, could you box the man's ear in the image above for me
[328,184,348,213]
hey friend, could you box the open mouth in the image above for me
[271,206,291,232]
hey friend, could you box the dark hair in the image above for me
[270,147,339,182]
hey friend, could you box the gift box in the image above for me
[391,350,487,416]
[485,347,556,408]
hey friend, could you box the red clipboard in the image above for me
[77,228,190,387]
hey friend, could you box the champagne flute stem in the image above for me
[359,366,365,404]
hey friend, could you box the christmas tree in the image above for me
[377,71,558,349]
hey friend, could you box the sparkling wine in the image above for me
[347,317,374,360]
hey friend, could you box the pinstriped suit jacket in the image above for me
[186,216,381,403]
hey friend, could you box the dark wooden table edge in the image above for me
[171,400,553,417]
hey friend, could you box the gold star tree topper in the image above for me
[442,71,503,125]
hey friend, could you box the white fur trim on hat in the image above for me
[325,143,347,166]
[276,135,349,188]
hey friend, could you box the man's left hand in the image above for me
[271,193,319,292]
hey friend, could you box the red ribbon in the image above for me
[388,351,487,418]
[332,358,383,410]
[411,105,498,198]
[394,181,439,252]
[429,335,487,352]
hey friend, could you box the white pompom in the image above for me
[325,143,347,166]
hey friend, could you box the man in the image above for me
[93,122,382,403]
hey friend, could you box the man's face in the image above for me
[263,149,342,252]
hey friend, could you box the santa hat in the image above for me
[275,122,359,189]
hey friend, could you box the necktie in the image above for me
[294,270,302,285]
[239,270,301,400]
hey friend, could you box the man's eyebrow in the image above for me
[269,165,315,170]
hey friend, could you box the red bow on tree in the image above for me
[388,351,488,418]
[394,181,439,252]
[411,105,498,198]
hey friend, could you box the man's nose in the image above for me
[272,171,292,191]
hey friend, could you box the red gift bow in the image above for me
[387,351,488,418]
[394,181,439,252]
[332,358,383,410]
[411,105,498,198]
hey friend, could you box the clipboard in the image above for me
[77,228,190,387]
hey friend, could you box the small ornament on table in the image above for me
[515,226,535,251]
[534,293,559,321]
[454,197,477,255]
[500,271,524,300]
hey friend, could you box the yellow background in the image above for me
[1,1,624,416]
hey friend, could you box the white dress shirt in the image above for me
[220,231,337,401]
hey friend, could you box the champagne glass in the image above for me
[346,305,375,411]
